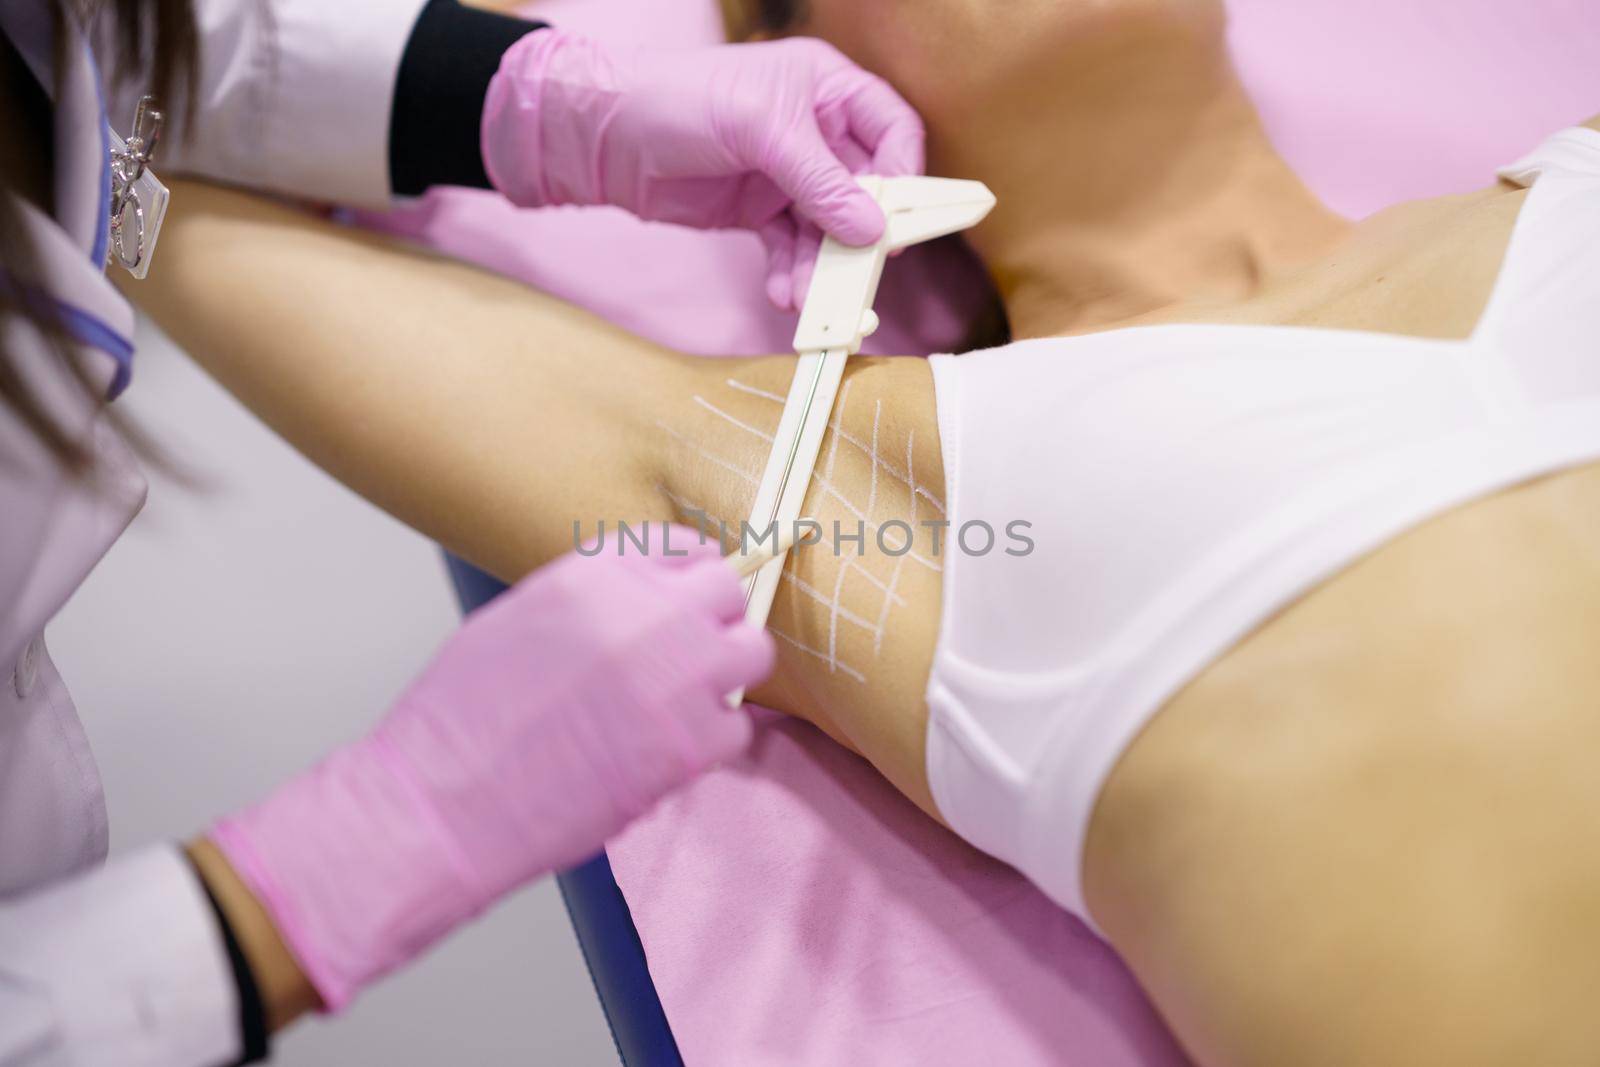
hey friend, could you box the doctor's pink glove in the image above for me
[482,28,926,309]
[210,531,773,1011]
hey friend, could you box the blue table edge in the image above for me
[443,553,687,1067]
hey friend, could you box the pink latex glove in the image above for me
[210,529,774,1011]
[481,28,926,309]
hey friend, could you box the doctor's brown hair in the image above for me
[0,0,196,470]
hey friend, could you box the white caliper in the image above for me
[728,176,995,702]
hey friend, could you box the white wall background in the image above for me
[50,317,618,1065]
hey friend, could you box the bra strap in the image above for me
[1498,126,1600,188]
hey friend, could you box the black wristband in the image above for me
[192,862,271,1066]
[389,0,548,197]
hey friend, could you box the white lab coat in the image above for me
[0,1,427,1062]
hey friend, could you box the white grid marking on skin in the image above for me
[693,395,775,443]
[698,378,941,571]
[849,563,908,606]
[674,392,938,573]
[873,429,915,654]
[725,378,786,405]
[659,488,735,550]
[658,486,874,680]
[727,377,947,513]
[907,430,917,530]
[818,480,866,520]
[824,379,853,481]
[805,482,939,574]
[773,629,866,684]
[785,571,879,634]
[656,422,761,488]
[661,372,957,688]
[827,555,851,672]
[692,381,942,573]
[865,400,882,520]
[874,556,905,656]
[810,495,940,574]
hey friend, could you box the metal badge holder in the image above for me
[108,95,170,279]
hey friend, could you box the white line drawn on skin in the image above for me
[665,401,927,570]
[788,572,878,633]
[658,486,875,681]
[773,629,866,684]
[725,379,786,405]
[824,379,852,483]
[874,559,904,656]
[656,422,761,487]
[729,377,947,516]
[874,429,917,654]
[907,430,917,532]
[850,564,907,605]
[659,488,736,551]
[693,395,774,443]
[716,378,944,572]
[688,388,939,569]
[657,371,955,685]
[866,400,881,520]
[828,555,851,672]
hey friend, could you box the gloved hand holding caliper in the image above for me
[197,175,993,1020]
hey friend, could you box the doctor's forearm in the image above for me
[122,0,549,206]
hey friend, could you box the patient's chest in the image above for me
[1118,185,1527,344]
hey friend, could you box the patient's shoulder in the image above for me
[1584,113,1600,134]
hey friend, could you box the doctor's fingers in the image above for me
[820,70,926,179]
[762,217,823,312]
[790,219,825,311]
[701,623,778,701]
[761,115,886,249]
[648,556,753,625]
[760,214,799,309]
[817,107,876,175]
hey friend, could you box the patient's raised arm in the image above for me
[123,180,951,812]
[125,181,703,579]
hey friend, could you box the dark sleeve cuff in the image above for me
[389,0,549,197]
[192,863,271,1066]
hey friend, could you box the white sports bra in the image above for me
[924,127,1600,928]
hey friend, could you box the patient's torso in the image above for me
[1077,133,1600,1054]
[1087,128,1600,925]
[664,129,1600,925]
[923,126,1600,924]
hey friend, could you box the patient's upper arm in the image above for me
[123,181,679,580]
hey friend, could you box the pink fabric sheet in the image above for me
[359,2,1598,1062]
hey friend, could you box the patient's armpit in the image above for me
[652,356,948,815]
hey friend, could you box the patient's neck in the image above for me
[943,27,1351,340]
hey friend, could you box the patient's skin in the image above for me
[136,163,1600,1066]
[131,0,1600,1055]
[651,355,947,814]
[720,2,1600,1060]
[130,181,950,820]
